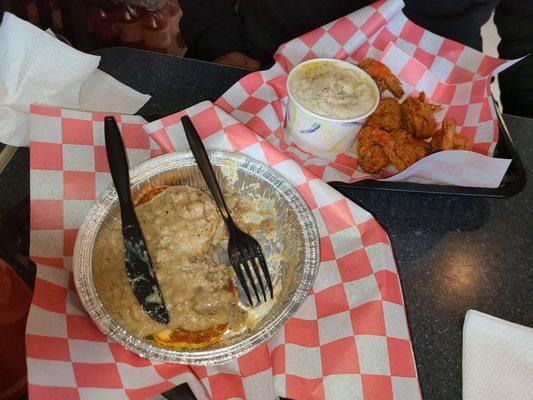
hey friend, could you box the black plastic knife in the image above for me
[104,116,170,325]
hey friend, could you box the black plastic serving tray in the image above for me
[332,103,526,197]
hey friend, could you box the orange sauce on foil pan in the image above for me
[150,324,229,350]
[135,185,170,206]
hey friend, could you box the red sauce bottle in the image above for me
[24,0,40,26]
[48,0,63,34]
[141,8,170,54]
[160,0,184,55]
[88,1,119,48]
[116,4,143,48]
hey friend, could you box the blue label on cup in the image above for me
[299,122,321,134]
[341,121,363,126]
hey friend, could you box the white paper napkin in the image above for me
[0,13,150,147]
[80,68,150,114]
[45,29,151,116]
[463,310,533,400]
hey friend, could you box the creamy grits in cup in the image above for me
[285,58,380,157]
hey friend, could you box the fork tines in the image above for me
[229,229,273,307]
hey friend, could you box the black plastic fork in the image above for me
[181,116,273,306]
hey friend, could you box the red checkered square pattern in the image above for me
[143,101,420,398]
[33,0,523,395]
[213,1,517,189]
[28,105,191,400]
[27,0,516,391]
[29,97,419,399]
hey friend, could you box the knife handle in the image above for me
[182,116,233,223]
[104,116,136,223]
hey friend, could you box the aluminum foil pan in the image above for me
[73,150,319,365]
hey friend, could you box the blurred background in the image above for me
[0,0,503,103]
[0,0,186,56]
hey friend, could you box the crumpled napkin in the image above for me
[0,12,150,147]
[463,310,533,400]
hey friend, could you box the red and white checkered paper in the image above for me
[27,101,420,400]
[214,0,518,187]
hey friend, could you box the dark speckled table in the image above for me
[1,48,532,399]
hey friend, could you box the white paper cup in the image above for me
[284,58,380,157]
